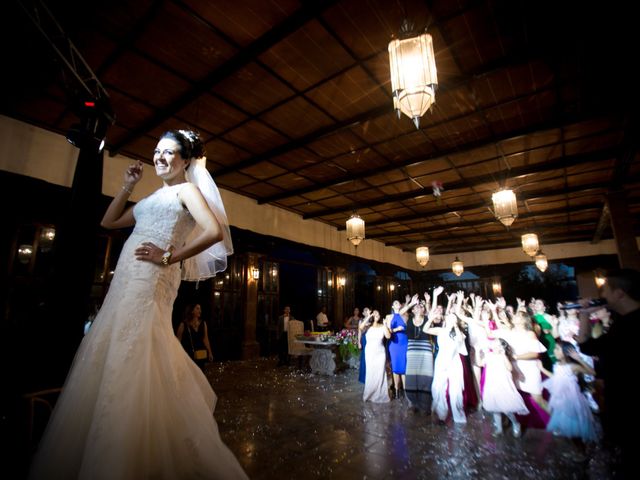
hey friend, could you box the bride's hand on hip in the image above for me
[135,241,162,263]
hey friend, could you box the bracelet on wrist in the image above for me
[122,185,133,194]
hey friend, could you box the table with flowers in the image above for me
[295,329,360,375]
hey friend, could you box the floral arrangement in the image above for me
[332,328,359,359]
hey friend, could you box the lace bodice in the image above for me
[132,184,196,249]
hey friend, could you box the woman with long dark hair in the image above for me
[176,303,214,370]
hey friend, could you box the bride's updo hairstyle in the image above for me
[160,129,205,161]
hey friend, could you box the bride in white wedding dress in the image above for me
[29,130,247,479]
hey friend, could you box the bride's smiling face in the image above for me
[153,138,187,181]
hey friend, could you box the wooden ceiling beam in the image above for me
[224,55,580,182]
[339,176,640,230]
[261,111,620,204]
[420,232,599,257]
[373,202,604,242]
[306,146,620,220]
[109,0,340,154]
[392,218,601,249]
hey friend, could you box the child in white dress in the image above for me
[483,338,529,437]
[543,340,599,449]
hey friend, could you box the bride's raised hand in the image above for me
[124,160,144,186]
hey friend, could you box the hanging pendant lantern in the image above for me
[388,22,438,129]
[492,189,518,226]
[346,213,365,246]
[521,233,539,257]
[416,246,430,266]
[451,256,464,276]
[535,251,548,272]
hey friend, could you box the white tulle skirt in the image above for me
[28,232,247,479]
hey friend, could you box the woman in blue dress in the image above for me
[384,294,419,398]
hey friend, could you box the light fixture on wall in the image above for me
[346,213,365,246]
[521,233,539,257]
[535,251,548,272]
[388,21,438,128]
[270,266,278,277]
[17,244,33,264]
[39,226,56,252]
[390,284,395,292]
[251,266,260,280]
[338,276,346,287]
[451,256,464,276]
[416,246,430,266]
[492,189,518,226]
[40,227,56,242]
[492,278,502,296]
[594,270,606,288]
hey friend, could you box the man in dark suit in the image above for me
[580,268,640,479]
[277,306,294,366]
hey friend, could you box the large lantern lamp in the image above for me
[535,251,548,272]
[388,22,438,129]
[416,246,430,267]
[346,213,365,246]
[492,189,518,226]
[451,256,464,276]
[521,233,539,257]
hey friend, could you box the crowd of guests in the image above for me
[354,268,640,476]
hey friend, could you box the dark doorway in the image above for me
[279,262,317,330]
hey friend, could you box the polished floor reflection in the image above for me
[207,358,613,479]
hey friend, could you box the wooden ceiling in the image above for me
[3,0,639,257]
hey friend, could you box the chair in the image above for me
[23,387,62,450]
[288,320,312,367]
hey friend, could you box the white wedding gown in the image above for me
[29,184,248,480]
[362,326,389,403]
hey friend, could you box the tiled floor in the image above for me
[207,358,614,479]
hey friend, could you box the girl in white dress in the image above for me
[500,309,550,413]
[29,130,246,479]
[543,341,599,443]
[425,293,468,424]
[483,338,529,437]
[362,310,391,403]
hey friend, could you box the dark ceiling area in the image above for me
[3,0,639,258]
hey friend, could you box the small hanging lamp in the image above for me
[492,189,518,226]
[451,256,464,276]
[535,251,548,272]
[416,246,430,267]
[521,233,539,257]
[346,213,365,246]
[388,21,438,129]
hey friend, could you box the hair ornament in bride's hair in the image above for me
[178,129,196,147]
